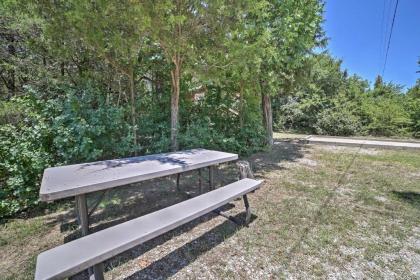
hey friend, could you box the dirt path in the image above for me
[305,135,420,149]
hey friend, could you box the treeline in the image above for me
[0,0,324,217]
[273,53,420,138]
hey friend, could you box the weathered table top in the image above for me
[40,149,238,202]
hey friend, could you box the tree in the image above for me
[144,0,217,151]
[258,0,325,145]
[407,79,420,137]
[374,75,384,89]
[35,0,151,152]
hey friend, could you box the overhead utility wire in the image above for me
[381,0,399,77]
[379,0,389,67]
[383,0,393,57]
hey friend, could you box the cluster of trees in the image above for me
[273,53,420,138]
[1,1,419,218]
[0,0,324,217]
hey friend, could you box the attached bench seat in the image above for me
[35,178,262,280]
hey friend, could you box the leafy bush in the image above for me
[234,122,266,155]
[274,97,305,131]
[0,105,53,217]
[180,117,218,149]
[137,92,172,154]
[180,115,265,155]
[50,86,134,163]
[0,101,24,125]
[361,97,412,137]
[407,98,420,138]
[0,85,135,218]
[315,107,361,136]
[180,86,266,155]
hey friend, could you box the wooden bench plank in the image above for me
[40,149,238,201]
[35,178,262,280]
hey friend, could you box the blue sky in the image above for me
[324,0,420,88]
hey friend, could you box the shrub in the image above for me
[274,97,305,131]
[0,85,134,218]
[50,86,134,163]
[407,98,420,138]
[315,107,361,136]
[180,117,265,155]
[0,108,53,217]
[362,97,412,137]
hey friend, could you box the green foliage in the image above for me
[408,99,420,138]
[180,85,266,155]
[275,53,419,138]
[0,100,53,217]
[407,81,420,138]
[315,107,361,136]
[180,117,265,155]
[0,84,135,217]
[0,101,24,125]
[361,96,411,137]
[0,80,267,218]
[50,87,134,163]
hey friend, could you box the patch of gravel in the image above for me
[409,172,420,179]
[282,157,318,169]
[374,196,388,203]
[325,263,366,279]
[296,158,318,167]
[339,245,365,256]
[404,227,420,277]
[335,184,356,197]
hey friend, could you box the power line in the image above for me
[379,0,391,75]
[382,0,399,77]
[379,0,387,65]
[384,0,394,56]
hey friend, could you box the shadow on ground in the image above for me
[247,140,306,176]
[125,212,256,280]
[392,191,420,208]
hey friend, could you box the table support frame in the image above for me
[75,194,104,280]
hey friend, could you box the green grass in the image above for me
[361,150,420,168]
[0,217,47,246]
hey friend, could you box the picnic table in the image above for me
[40,148,238,235]
[36,148,263,280]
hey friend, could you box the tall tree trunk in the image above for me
[128,69,138,154]
[260,81,273,146]
[170,54,181,151]
[60,62,65,76]
[7,39,16,97]
[239,81,244,129]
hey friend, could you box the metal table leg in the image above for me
[75,194,89,236]
[208,166,214,190]
[91,263,104,280]
[198,169,203,193]
[176,173,181,192]
[243,194,251,225]
[75,194,104,280]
